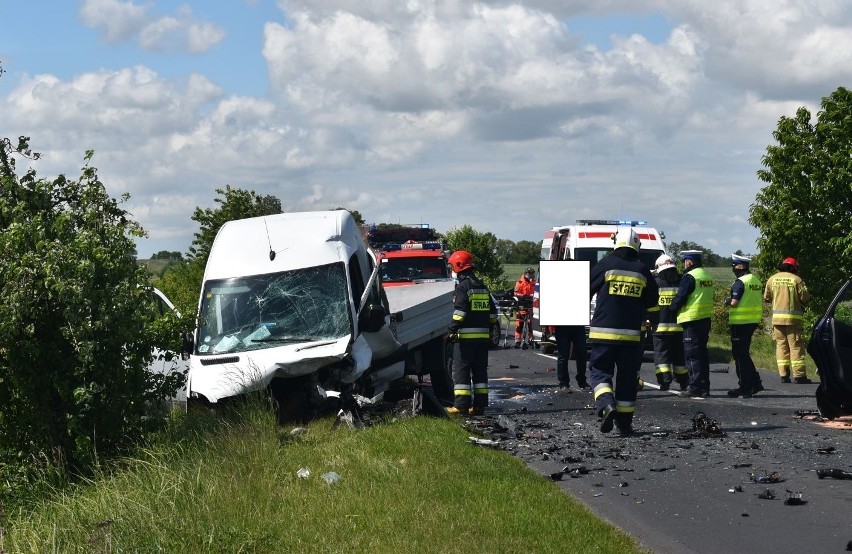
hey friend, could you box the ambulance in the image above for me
[534,219,667,352]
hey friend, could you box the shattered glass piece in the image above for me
[297,467,310,479]
[816,468,852,480]
[321,471,341,485]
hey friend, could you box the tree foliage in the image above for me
[666,240,726,267]
[157,186,283,316]
[443,225,505,289]
[0,138,176,471]
[188,185,281,264]
[750,86,852,311]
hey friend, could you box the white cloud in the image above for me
[79,0,225,53]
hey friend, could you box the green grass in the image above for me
[2,403,642,553]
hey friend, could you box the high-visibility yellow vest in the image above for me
[729,273,763,324]
[676,267,714,324]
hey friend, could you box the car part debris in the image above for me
[678,411,725,439]
[795,409,820,418]
[651,432,668,437]
[494,415,521,438]
[756,489,775,500]
[290,427,308,436]
[732,463,752,468]
[784,491,807,505]
[816,468,852,480]
[750,470,783,484]
[816,446,836,455]
[649,465,676,472]
[297,467,310,479]
[728,485,744,493]
[469,436,501,448]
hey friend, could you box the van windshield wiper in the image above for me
[251,336,321,343]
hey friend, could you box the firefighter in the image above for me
[447,250,497,415]
[670,250,714,397]
[764,257,811,384]
[652,254,688,391]
[725,254,765,397]
[513,267,536,348]
[588,229,658,436]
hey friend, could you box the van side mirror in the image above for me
[362,304,387,333]
[181,332,194,360]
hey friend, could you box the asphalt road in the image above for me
[467,345,852,554]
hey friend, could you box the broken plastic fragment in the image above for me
[784,491,807,506]
[756,489,775,500]
[469,436,500,448]
[297,467,310,479]
[816,446,836,455]
[816,468,852,480]
[728,485,744,493]
[750,470,782,484]
[321,471,341,485]
[290,427,308,436]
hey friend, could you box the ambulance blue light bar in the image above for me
[381,241,443,251]
[577,219,647,226]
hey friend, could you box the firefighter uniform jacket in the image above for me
[588,253,659,343]
[729,273,763,325]
[450,271,497,341]
[764,271,810,326]
[654,267,683,334]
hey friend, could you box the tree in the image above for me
[512,240,541,264]
[667,240,725,267]
[188,185,281,264]
[750,87,852,311]
[443,225,505,289]
[157,186,283,316]
[0,139,174,471]
[150,250,183,261]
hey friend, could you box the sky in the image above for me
[2,0,850,259]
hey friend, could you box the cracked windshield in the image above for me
[196,263,351,355]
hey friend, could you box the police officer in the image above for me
[670,250,714,397]
[764,257,811,383]
[513,267,536,348]
[447,250,497,415]
[589,229,658,436]
[652,254,688,391]
[725,254,765,397]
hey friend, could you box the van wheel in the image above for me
[815,384,840,420]
[490,321,501,349]
[423,337,453,404]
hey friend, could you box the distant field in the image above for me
[138,259,179,277]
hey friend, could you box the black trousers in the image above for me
[452,341,489,409]
[731,323,761,390]
[682,318,711,392]
[589,342,642,425]
[555,325,587,386]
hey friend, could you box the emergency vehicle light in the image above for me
[577,219,647,226]
[401,241,442,250]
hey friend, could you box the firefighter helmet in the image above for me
[449,250,474,272]
[655,254,676,272]
[782,256,798,268]
[613,228,641,251]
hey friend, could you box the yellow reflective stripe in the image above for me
[615,402,635,413]
[647,305,661,312]
[593,385,613,400]
[791,360,806,369]
[673,366,688,375]
[589,327,641,342]
[655,365,672,374]
[604,270,646,284]
[656,323,683,332]
[453,314,464,321]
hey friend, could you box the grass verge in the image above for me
[2,404,642,553]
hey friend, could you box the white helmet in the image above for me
[613,228,641,251]
[655,254,676,272]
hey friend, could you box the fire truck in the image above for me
[363,224,451,287]
[534,219,667,353]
